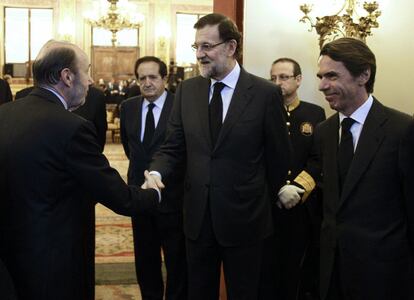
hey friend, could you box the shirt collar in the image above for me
[143,90,167,109]
[42,86,68,110]
[339,94,373,125]
[210,62,240,89]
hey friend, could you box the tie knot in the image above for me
[341,117,355,132]
[148,103,155,111]
[213,82,226,95]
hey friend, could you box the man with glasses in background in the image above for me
[260,58,325,300]
[143,13,291,300]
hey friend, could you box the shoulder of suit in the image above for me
[166,90,175,99]
[382,106,413,130]
[121,95,142,107]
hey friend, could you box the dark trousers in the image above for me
[326,250,344,300]
[186,206,263,300]
[83,204,96,300]
[132,212,187,300]
[259,203,320,300]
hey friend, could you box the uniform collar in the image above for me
[285,97,300,112]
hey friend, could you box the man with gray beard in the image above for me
[143,13,291,300]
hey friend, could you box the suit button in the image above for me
[286,122,291,127]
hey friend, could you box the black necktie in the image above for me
[338,117,356,192]
[143,103,155,150]
[209,82,225,146]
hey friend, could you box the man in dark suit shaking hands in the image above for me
[285,38,414,300]
[120,56,187,300]
[144,13,291,300]
[0,40,160,300]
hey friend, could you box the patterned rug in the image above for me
[96,284,141,300]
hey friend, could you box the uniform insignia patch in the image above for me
[300,122,313,136]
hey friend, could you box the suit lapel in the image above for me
[131,97,143,146]
[339,99,387,207]
[214,68,253,149]
[195,78,213,148]
[152,91,173,146]
[325,115,341,211]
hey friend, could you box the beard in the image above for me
[198,61,226,80]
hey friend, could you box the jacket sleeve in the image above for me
[66,121,157,215]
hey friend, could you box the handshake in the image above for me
[142,170,165,201]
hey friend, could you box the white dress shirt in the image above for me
[140,90,167,141]
[210,62,241,122]
[339,95,373,151]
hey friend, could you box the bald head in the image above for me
[33,40,84,87]
[32,40,92,110]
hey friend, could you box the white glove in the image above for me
[277,184,305,209]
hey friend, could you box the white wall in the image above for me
[243,0,414,116]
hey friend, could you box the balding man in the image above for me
[0,40,159,300]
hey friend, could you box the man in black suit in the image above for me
[144,14,291,299]
[0,40,160,300]
[120,56,187,300]
[14,84,107,299]
[287,38,414,300]
[261,58,325,300]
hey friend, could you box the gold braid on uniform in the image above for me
[294,170,316,202]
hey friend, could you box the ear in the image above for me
[295,74,303,85]
[358,68,371,86]
[60,68,73,87]
[226,39,237,57]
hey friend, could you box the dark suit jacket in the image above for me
[309,99,414,300]
[120,91,185,213]
[0,79,12,105]
[150,68,291,246]
[74,86,107,151]
[15,86,34,100]
[16,86,107,151]
[0,259,17,300]
[0,87,157,300]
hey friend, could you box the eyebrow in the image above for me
[317,71,338,79]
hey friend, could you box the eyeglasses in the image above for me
[191,41,227,52]
[270,75,296,82]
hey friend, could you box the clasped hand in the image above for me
[277,184,305,209]
[142,170,165,191]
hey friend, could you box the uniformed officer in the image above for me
[272,58,325,300]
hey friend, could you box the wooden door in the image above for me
[91,46,139,82]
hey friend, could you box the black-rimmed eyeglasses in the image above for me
[191,41,227,52]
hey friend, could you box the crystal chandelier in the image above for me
[85,0,144,46]
[299,0,381,49]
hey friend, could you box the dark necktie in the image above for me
[209,82,225,146]
[338,117,356,192]
[143,103,155,150]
